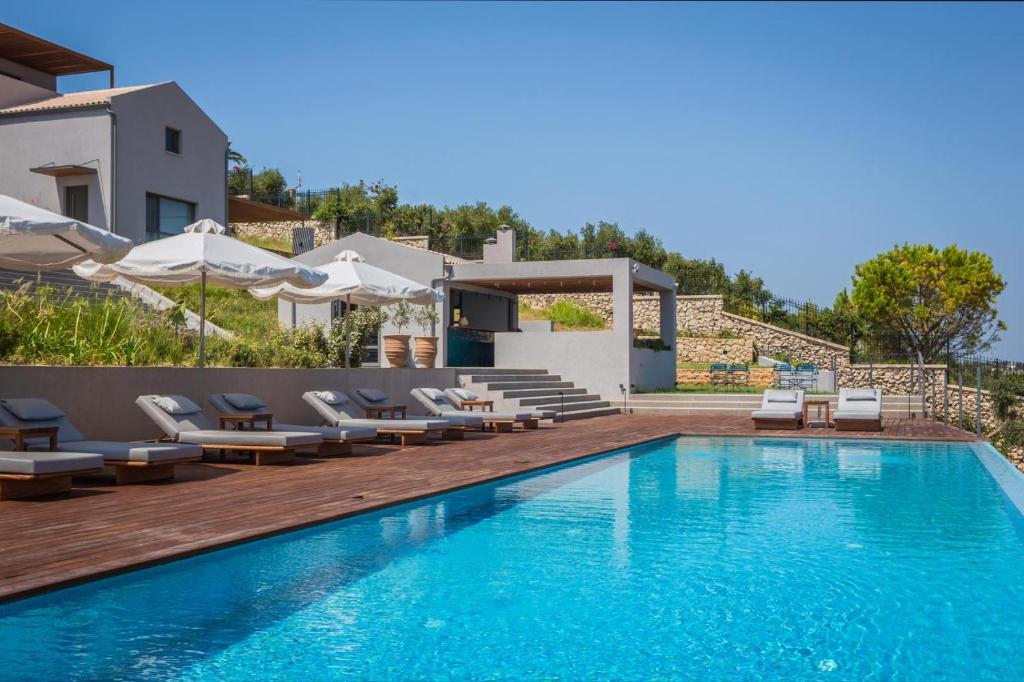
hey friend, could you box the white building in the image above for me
[0,23,227,244]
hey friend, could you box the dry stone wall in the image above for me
[676,337,754,364]
[230,220,335,249]
[721,313,849,369]
[676,367,774,387]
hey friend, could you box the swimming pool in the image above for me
[3,436,1024,680]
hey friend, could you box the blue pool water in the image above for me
[3,437,1024,680]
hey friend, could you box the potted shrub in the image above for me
[383,301,412,367]
[413,305,441,368]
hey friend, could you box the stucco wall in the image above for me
[0,108,112,227]
[0,365,458,442]
[495,330,627,397]
[0,58,56,91]
[113,83,227,243]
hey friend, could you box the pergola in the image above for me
[0,23,114,87]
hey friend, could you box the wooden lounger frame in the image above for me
[197,444,298,466]
[479,417,539,432]
[752,417,802,431]
[834,418,883,432]
[105,457,202,484]
[0,468,103,500]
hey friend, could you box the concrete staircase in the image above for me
[625,393,926,418]
[456,368,620,421]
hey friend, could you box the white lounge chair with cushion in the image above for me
[833,388,883,432]
[208,393,376,456]
[442,388,539,431]
[751,390,805,430]
[302,390,449,447]
[349,387,469,440]
[136,394,322,465]
[0,398,202,484]
[0,451,104,500]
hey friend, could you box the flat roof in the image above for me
[0,23,112,76]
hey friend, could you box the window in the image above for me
[64,185,88,223]
[146,193,195,240]
[165,127,181,154]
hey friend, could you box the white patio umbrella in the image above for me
[249,250,441,367]
[74,219,326,366]
[0,193,133,271]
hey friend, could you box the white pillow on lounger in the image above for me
[450,388,478,401]
[153,395,202,415]
[315,390,347,405]
[420,388,446,401]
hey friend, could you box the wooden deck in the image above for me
[0,415,976,603]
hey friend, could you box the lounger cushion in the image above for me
[450,388,478,401]
[763,390,799,404]
[355,388,388,403]
[178,430,322,447]
[530,410,557,420]
[273,423,377,442]
[56,441,202,463]
[844,389,878,401]
[1,398,65,421]
[333,418,448,432]
[0,451,103,475]
[222,393,267,410]
[752,410,802,420]
[428,414,485,428]
[834,410,881,421]
[483,411,534,421]
[315,390,348,405]
[154,395,202,415]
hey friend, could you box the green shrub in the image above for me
[547,301,605,329]
[634,338,671,352]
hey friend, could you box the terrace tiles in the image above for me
[0,415,977,603]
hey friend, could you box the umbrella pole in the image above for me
[195,270,207,406]
[199,270,207,369]
[345,293,352,368]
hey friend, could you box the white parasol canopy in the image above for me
[0,193,133,271]
[249,250,441,367]
[74,218,327,366]
[248,250,439,305]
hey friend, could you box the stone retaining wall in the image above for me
[676,366,774,387]
[230,220,335,249]
[676,337,753,364]
[721,312,849,369]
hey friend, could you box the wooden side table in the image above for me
[0,425,59,451]
[461,400,494,412]
[218,413,273,431]
[365,405,407,420]
[803,400,831,429]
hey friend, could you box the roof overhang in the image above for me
[0,23,113,79]
[450,258,674,295]
[29,163,98,177]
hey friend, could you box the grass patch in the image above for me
[154,284,279,339]
[236,234,293,254]
[677,361,711,370]
[519,300,606,331]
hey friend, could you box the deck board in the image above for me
[0,415,977,603]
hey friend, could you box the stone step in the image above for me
[485,381,575,391]
[549,400,612,413]
[470,374,561,383]
[556,406,622,421]
[501,387,589,399]
[455,368,548,375]
[518,393,601,407]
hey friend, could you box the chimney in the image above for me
[483,224,516,263]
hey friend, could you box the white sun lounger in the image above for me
[751,390,805,430]
[208,393,377,456]
[349,387,472,439]
[302,390,449,446]
[0,398,202,484]
[137,394,322,465]
[833,388,883,432]
[440,388,540,431]
[0,451,104,500]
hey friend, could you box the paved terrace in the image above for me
[0,415,976,603]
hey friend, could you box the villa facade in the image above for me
[0,23,227,244]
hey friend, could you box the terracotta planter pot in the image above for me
[414,336,439,368]
[383,334,411,367]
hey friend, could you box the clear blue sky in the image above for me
[10,2,1023,357]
